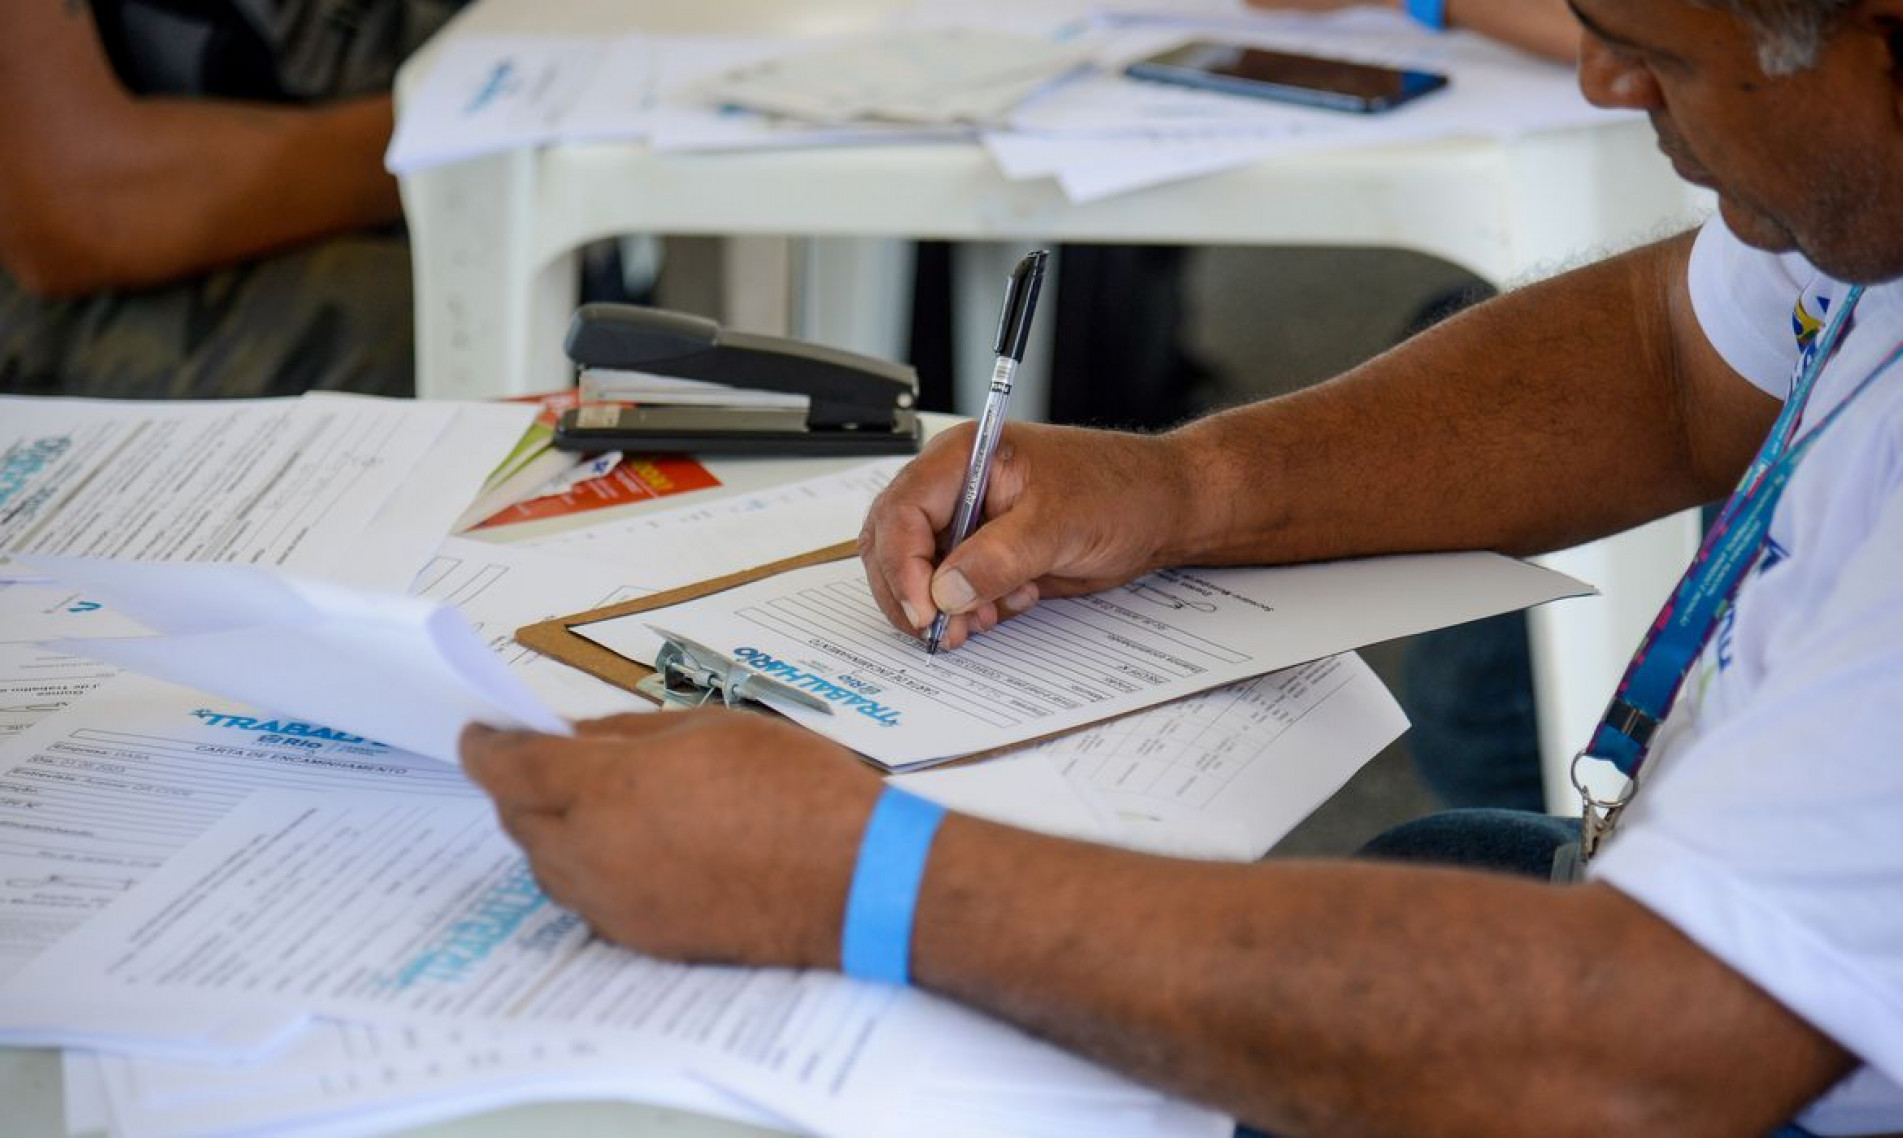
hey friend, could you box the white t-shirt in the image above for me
[1589,217,1903,1135]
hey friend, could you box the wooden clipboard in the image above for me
[514,540,860,702]
[515,537,1179,768]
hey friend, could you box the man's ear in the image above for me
[1852,0,1903,123]
[1858,0,1903,72]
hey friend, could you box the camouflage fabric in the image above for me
[0,234,415,400]
[91,0,462,101]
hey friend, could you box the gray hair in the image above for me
[1699,0,1858,74]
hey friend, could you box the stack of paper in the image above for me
[0,391,1584,1136]
[388,4,1623,201]
[0,405,1252,1135]
[695,27,1091,126]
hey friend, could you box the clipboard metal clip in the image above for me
[637,627,835,716]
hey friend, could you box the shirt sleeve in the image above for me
[1686,215,1816,400]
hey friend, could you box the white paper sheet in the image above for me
[412,536,652,722]
[580,553,1586,770]
[0,675,477,987]
[984,7,1625,200]
[0,394,515,640]
[322,402,539,592]
[0,579,151,642]
[695,28,1090,126]
[386,36,610,173]
[900,652,1406,860]
[896,746,1118,844]
[0,531,658,1004]
[24,556,568,764]
[89,1012,1227,1138]
[522,457,905,589]
[93,1019,792,1138]
[0,395,451,574]
[6,789,1230,1138]
[1039,652,1403,858]
[0,643,117,739]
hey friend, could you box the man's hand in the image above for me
[460,710,882,968]
[860,423,1201,650]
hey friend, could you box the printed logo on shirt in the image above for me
[1792,293,1829,349]
[1787,290,1843,403]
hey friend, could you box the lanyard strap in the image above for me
[1582,286,1897,778]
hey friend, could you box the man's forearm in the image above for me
[1159,234,1779,567]
[910,814,1850,1136]
[18,94,401,295]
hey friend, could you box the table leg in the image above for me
[403,150,579,399]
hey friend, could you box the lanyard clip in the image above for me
[1570,749,1637,860]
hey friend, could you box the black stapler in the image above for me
[552,304,921,456]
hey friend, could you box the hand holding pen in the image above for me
[925,250,1049,656]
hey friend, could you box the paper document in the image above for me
[386,36,611,173]
[3,789,1231,1138]
[0,394,452,574]
[580,553,1586,770]
[523,457,905,590]
[320,402,538,591]
[0,531,650,995]
[898,652,1407,859]
[90,1020,791,1138]
[698,28,1090,125]
[27,556,568,763]
[83,1005,1226,1138]
[0,394,531,633]
[413,536,652,722]
[0,675,475,987]
[0,643,116,739]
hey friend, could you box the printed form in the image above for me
[521,457,905,591]
[3,790,1228,1138]
[0,394,533,638]
[0,394,453,571]
[88,1019,792,1138]
[0,676,475,988]
[899,653,1409,860]
[582,552,1587,770]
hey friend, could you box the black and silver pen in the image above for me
[925,249,1049,656]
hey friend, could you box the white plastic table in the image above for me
[396,1,1708,810]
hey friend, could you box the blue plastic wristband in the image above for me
[1405,0,1446,30]
[840,786,945,986]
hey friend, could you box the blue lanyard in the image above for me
[1584,285,1903,777]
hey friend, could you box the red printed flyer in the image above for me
[469,392,721,530]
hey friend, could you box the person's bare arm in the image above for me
[462,712,1854,1137]
[1245,0,1580,62]
[861,233,1779,647]
[0,1,402,297]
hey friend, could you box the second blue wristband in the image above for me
[841,786,946,986]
